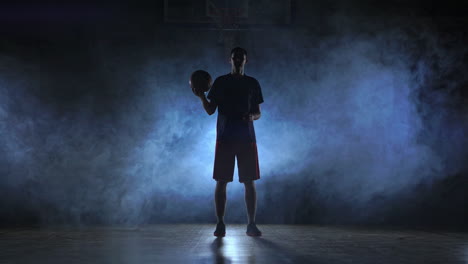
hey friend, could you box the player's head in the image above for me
[230,47,248,69]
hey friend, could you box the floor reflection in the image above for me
[2,225,463,264]
[210,236,314,264]
[211,238,231,264]
[211,236,258,264]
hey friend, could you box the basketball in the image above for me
[190,70,212,96]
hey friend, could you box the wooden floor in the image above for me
[1,224,467,263]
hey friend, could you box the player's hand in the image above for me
[194,88,205,98]
[242,113,253,121]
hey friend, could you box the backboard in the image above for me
[164,0,291,29]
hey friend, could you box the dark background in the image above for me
[0,0,467,227]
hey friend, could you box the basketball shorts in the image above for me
[213,141,260,182]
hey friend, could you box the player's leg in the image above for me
[215,180,228,224]
[243,180,256,224]
[237,142,260,222]
[214,180,228,237]
[212,141,235,237]
[237,142,262,236]
[244,180,262,236]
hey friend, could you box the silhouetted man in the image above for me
[196,47,263,237]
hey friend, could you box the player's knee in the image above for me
[243,180,255,189]
[216,181,228,190]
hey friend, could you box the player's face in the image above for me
[230,52,247,68]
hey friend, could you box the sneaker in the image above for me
[214,222,226,237]
[246,223,262,237]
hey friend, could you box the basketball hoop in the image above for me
[206,0,248,31]
[164,0,291,28]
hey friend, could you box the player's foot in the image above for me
[214,222,226,237]
[246,223,262,237]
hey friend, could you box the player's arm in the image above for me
[244,104,261,121]
[251,104,261,120]
[198,93,217,115]
[247,79,263,121]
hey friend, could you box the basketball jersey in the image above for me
[207,73,264,143]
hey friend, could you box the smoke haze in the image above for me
[0,3,467,226]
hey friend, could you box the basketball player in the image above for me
[196,47,264,237]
